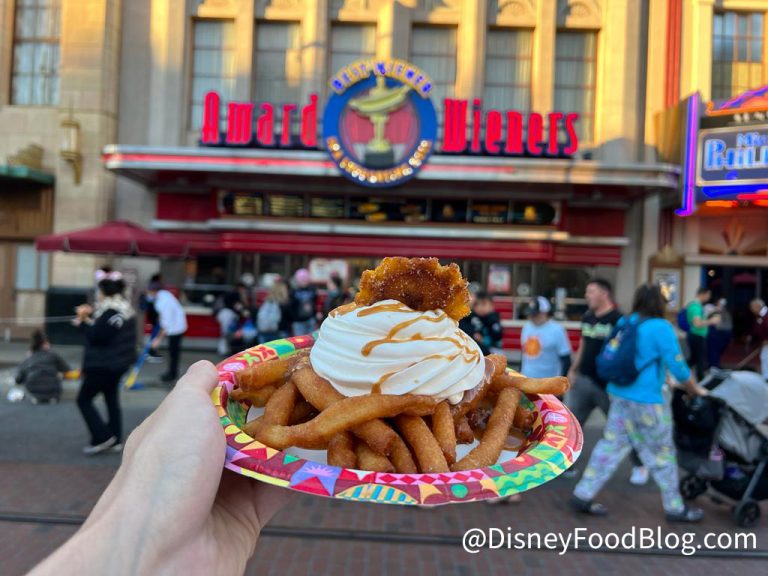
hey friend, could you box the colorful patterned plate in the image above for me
[214,335,583,506]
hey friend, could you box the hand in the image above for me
[30,361,293,576]
[473,332,483,343]
[150,336,162,349]
[567,368,578,383]
[75,304,93,320]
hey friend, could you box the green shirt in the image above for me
[687,300,708,337]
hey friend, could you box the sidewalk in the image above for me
[0,342,765,575]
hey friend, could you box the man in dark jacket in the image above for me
[74,277,137,455]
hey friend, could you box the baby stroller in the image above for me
[673,369,768,527]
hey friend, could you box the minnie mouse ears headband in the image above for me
[95,269,123,282]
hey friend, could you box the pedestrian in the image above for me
[521,296,571,378]
[27,362,291,576]
[216,291,244,356]
[707,298,732,369]
[139,273,163,362]
[73,277,136,455]
[570,283,708,522]
[749,298,768,381]
[461,291,503,355]
[289,268,318,336]
[685,286,719,380]
[258,279,291,344]
[322,275,349,318]
[146,281,188,383]
[564,279,647,484]
[15,330,70,404]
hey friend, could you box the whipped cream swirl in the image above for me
[310,299,485,403]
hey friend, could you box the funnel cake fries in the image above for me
[229,257,571,473]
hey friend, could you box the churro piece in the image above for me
[450,361,493,422]
[327,432,357,468]
[432,401,457,465]
[395,415,449,473]
[452,387,521,471]
[487,353,508,377]
[288,400,317,425]
[513,405,535,432]
[244,394,438,450]
[230,385,277,407]
[491,372,570,396]
[354,257,470,321]
[455,415,474,444]
[292,363,397,455]
[355,442,395,473]
[389,435,418,473]
[233,349,309,392]
[262,381,297,425]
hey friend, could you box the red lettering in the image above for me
[200,91,220,144]
[470,99,482,153]
[226,102,254,145]
[546,112,563,155]
[442,99,468,152]
[505,111,524,154]
[301,93,318,147]
[564,112,580,155]
[281,104,296,147]
[485,109,502,154]
[256,103,274,146]
[526,113,544,155]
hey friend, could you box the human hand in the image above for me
[30,361,293,576]
[75,304,93,320]
[567,368,578,383]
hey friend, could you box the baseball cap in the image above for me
[527,296,552,316]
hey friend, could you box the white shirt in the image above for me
[153,290,187,336]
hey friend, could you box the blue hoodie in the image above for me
[607,314,691,404]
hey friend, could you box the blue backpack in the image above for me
[676,307,690,332]
[596,317,646,387]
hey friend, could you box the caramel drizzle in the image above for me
[361,307,481,396]
[329,302,359,318]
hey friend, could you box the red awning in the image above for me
[36,220,187,257]
[160,230,622,265]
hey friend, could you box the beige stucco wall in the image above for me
[0,0,122,291]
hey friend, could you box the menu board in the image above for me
[349,197,427,223]
[470,201,509,224]
[268,194,304,217]
[432,200,467,223]
[310,197,346,218]
[510,202,558,225]
[219,191,264,216]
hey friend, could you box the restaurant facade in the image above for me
[10,0,762,345]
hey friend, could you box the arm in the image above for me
[568,337,585,379]
[27,362,291,576]
[557,326,573,377]
[54,353,71,375]
[15,358,29,385]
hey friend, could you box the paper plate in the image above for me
[214,335,583,506]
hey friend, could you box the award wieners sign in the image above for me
[199,59,581,188]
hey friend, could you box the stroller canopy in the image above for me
[711,371,768,426]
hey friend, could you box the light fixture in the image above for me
[60,110,82,184]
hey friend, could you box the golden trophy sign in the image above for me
[348,76,411,167]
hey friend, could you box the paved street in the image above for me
[1,344,766,575]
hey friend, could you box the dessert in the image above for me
[233,257,570,474]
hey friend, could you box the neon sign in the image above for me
[698,127,768,187]
[199,59,581,187]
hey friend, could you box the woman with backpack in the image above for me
[570,283,708,522]
[258,279,291,344]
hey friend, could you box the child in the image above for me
[16,331,71,404]
[461,291,503,355]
